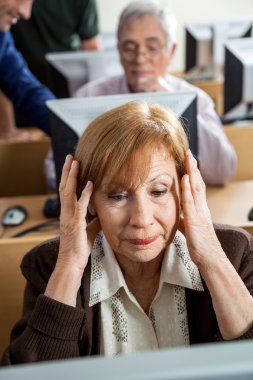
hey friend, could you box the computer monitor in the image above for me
[45,50,123,98]
[185,19,252,80]
[46,91,198,189]
[222,37,253,123]
[101,30,118,50]
[1,340,253,380]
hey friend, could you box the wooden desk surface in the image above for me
[0,194,59,239]
[0,127,51,197]
[206,180,253,234]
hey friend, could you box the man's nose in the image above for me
[135,49,149,62]
[18,0,33,20]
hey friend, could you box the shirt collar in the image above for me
[89,232,128,306]
[89,231,203,307]
[160,230,204,292]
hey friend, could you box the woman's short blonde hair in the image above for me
[75,101,188,196]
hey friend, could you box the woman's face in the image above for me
[92,149,181,264]
[118,14,172,93]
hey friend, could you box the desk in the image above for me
[0,194,59,239]
[190,78,224,115]
[173,71,224,115]
[206,180,253,235]
[223,123,253,181]
[0,194,59,356]
[0,128,51,196]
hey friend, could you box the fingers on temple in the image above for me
[181,174,195,213]
[186,151,205,202]
[59,155,74,192]
[59,155,79,205]
[78,181,94,210]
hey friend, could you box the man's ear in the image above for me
[88,202,97,216]
[171,43,177,57]
[167,43,177,65]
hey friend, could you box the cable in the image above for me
[11,218,59,238]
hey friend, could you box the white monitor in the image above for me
[46,91,198,188]
[185,18,252,80]
[45,50,123,97]
[222,37,253,123]
[100,30,118,50]
[1,340,253,380]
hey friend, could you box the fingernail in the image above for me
[65,154,71,162]
[86,180,93,189]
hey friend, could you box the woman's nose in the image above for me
[129,198,154,227]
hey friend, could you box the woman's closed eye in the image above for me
[152,188,168,197]
[108,192,128,202]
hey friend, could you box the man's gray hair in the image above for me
[117,1,177,46]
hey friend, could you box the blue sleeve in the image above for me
[0,32,55,135]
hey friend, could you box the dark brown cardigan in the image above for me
[1,224,253,365]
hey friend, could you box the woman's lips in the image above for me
[126,236,157,245]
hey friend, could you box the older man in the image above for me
[74,1,236,186]
[0,0,55,140]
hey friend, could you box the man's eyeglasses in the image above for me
[120,43,168,61]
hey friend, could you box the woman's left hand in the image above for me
[180,151,253,340]
[179,150,224,268]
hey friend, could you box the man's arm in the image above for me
[78,0,100,52]
[80,35,101,51]
[0,90,38,141]
[0,32,55,135]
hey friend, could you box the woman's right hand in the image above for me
[45,155,101,306]
[57,154,100,273]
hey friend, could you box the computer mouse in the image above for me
[248,207,253,221]
[1,205,28,227]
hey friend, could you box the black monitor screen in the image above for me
[222,37,253,123]
[47,92,198,189]
[185,19,252,81]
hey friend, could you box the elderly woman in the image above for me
[2,101,253,364]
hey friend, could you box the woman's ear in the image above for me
[88,202,97,216]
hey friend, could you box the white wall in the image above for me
[96,0,253,71]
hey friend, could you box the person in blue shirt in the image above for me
[0,0,55,140]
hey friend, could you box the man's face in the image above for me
[0,0,33,32]
[118,14,173,93]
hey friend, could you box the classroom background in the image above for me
[97,0,253,71]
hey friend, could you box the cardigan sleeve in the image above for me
[215,225,253,340]
[1,239,86,365]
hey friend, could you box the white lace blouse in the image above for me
[89,230,204,356]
